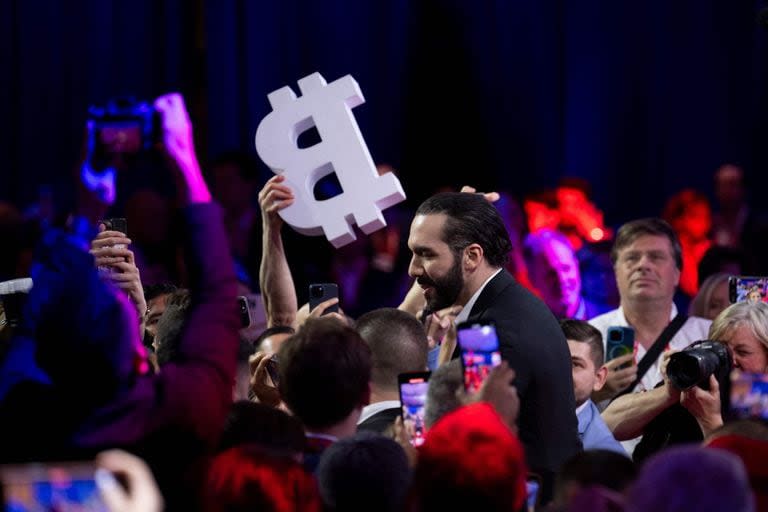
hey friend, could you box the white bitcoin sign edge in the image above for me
[255,72,406,248]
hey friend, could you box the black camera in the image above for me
[666,340,732,390]
[87,97,158,156]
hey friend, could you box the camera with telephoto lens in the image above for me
[666,340,731,391]
[87,97,159,159]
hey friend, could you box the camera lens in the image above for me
[312,286,324,298]
[609,330,622,341]
[667,348,721,390]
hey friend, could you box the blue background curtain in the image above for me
[2,0,768,224]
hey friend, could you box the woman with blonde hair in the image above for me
[710,301,768,373]
[689,273,730,320]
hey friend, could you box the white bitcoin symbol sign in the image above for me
[255,72,406,248]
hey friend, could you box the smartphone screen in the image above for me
[728,370,768,421]
[0,462,108,511]
[398,372,431,447]
[457,321,502,393]
[729,276,768,304]
[606,326,635,366]
[308,283,339,314]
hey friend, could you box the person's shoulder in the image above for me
[683,315,712,337]
[587,308,621,334]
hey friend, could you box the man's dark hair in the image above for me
[278,318,371,430]
[355,308,428,392]
[554,449,637,504]
[424,359,463,428]
[316,431,411,512]
[143,282,178,302]
[252,325,295,351]
[610,218,682,270]
[560,319,604,369]
[154,289,192,365]
[416,193,512,268]
[218,400,306,455]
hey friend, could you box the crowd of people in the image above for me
[1,93,767,512]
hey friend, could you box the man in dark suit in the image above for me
[355,308,429,434]
[407,192,581,502]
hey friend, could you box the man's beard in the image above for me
[420,257,465,312]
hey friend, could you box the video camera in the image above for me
[666,340,731,391]
[87,97,158,157]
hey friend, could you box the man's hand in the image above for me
[392,416,418,467]
[258,174,295,231]
[96,450,163,512]
[424,305,462,350]
[248,351,282,408]
[473,362,520,432]
[680,375,723,437]
[90,230,147,331]
[592,353,637,403]
[436,319,458,368]
[153,93,210,204]
[460,185,500,203]
[296,298,347,327]
[660,350,682,402]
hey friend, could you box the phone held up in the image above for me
[237,296,252,329]
[1,461,110,511]
[605,326,635,368]
[308,283,339,314]
[728,370,768,421]
[728,276,768,304]
[398,372,431,447]
[457,320,502,393]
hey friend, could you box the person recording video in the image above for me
[0,93,240,511]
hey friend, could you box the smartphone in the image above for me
[457,320,502,393]
[728,276,768,304]
[398,371,431,447]
[99,217,127,235]
[0,462,109,511]
[728,370,768,421]
[237,295,252,328]
[308,283,339,314]
[606,326,635,367]
[266,355,280,387]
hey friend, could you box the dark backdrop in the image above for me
[2,0,768,225]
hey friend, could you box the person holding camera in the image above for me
[589,218,712,458]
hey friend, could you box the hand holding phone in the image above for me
[398,372,431,447]
[458,321,502,393]
[308,283,339,314]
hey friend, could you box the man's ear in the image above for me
[593,365,608,392]
[464,243,484,270]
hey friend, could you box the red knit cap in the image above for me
[414,402,528,512]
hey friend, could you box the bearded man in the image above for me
[407,192,581,503]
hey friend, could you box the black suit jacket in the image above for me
[466,270,581,497]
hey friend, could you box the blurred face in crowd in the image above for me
[567,340,607,407]
[614,235,680,305]
[528,238,582,318]
[722,325,768,373]
[408,213,465,311]
[706,280,730,320]
[145,292,172,340]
